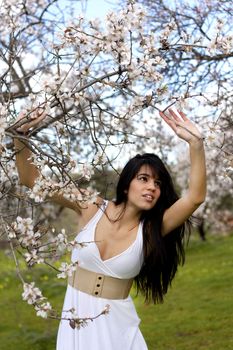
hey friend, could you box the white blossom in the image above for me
[86,187,99,204]
[35,302,52,318]
[0,103,7,141]
[80,163,94,181]
[57,262,77,279]
[93,151,108,165]
[12,217,41,247]
[219,35,233,54]
[22,282,44,305]
[204,122,222,146]
[24,249,44,265]
[55,229,68,252]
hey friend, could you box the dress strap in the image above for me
[81,200,108,231]
[93,199,108,222]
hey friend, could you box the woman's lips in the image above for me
[142,194,154,202]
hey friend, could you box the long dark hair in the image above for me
[115,153,190,304]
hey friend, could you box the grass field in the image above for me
[0,234,233,350]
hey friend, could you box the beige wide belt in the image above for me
[68,265,133,300]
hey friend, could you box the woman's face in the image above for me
[126,164,161,211]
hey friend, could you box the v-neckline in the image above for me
[93,202,141,263]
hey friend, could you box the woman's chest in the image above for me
[72,221,144,278]
[95,219,139,262]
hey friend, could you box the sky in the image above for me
[71,0,117,19]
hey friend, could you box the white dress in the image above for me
[56,201,148,350]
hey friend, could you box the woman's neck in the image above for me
[106,201,141,230]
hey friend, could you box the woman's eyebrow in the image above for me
[137,173,160,179]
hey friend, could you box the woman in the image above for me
[14,108,206,349]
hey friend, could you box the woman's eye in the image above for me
[138,176,147,181]
[155,181,161,187]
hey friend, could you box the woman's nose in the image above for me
[147,180,156,191]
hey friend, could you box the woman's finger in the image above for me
[27,113,46,129]
[15,109,47,133]
[159,111,172,123]
[159,111,177,132]
[30,108,45,119]
[168,108,181,121]
[178,110,189,121]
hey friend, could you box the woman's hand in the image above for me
[15,108,47,135]
[159,108,204,144]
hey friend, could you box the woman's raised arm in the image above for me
[14,110,45,188]
[159,109,206,235]
[13,111,101,215]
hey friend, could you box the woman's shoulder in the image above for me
[79,198,109,228]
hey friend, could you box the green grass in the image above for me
[0,234,233,350]
[135,235,233,350]
[0,252,65,350]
